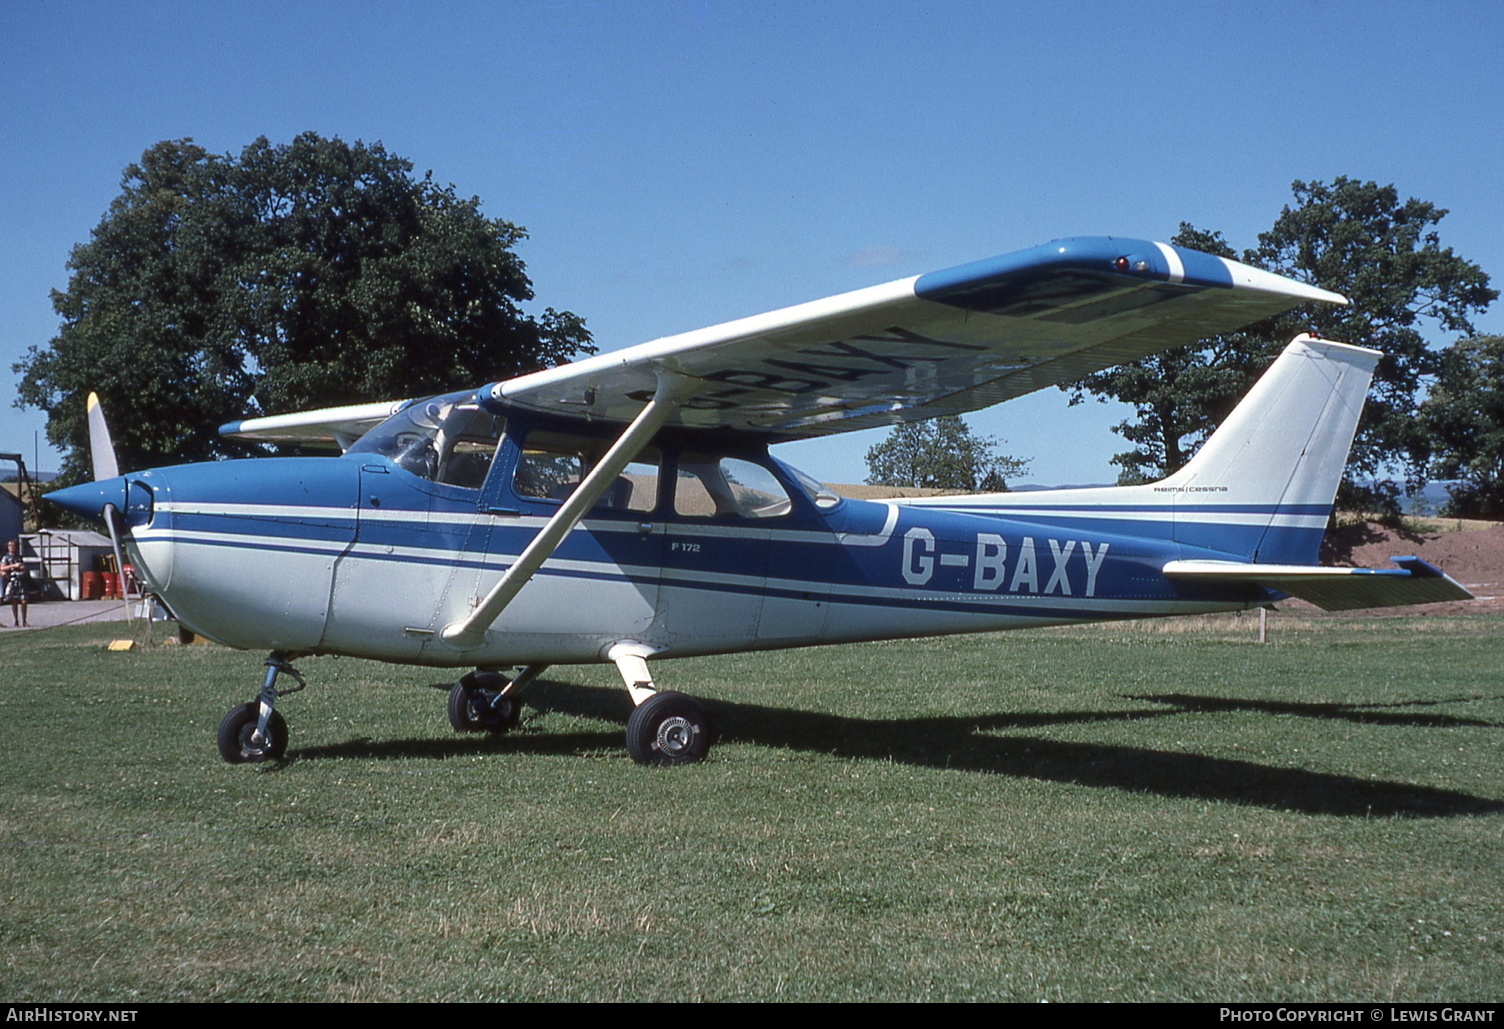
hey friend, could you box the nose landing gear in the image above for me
[216,654,305,763]
[217,703,288,762]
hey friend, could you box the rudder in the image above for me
[1155,335,1379,563]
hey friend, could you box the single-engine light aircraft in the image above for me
[49,237,1472,765]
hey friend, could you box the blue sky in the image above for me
[4,0,1501,484]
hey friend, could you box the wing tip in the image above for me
[914,236,1347,311]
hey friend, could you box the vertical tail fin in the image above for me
[896,336,1378,565]
[1155,335,1379,563]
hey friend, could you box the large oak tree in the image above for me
[17,134,593,482]
[1417,335,1504,519]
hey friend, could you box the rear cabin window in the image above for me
[673,455,792,519]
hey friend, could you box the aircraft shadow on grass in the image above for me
[1126,692,1504,729]
[286,678,1504,819]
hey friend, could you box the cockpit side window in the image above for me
[775,458,842,511]
[347,392,504,490]
[511,429,661,513]
[433,406,506,488]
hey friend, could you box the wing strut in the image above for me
[440,373,685,651]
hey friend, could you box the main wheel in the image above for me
[447,673,522,734]
[625,691,712,766]
[217,703,288,763]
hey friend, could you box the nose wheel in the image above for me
[216,653,305,764]
[217,704,288,762]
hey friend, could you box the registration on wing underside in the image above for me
[492,237,1345,439]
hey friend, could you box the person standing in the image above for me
[1,540,30,627]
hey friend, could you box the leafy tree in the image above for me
[1067,224,1278,484]
[1416,335,1504,519]
[17,134,593,483]
[1254,178,1495,496]
[865,416,1028,492]
[1067,180,1495,504]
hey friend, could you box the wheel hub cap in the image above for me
[656,715,696,756]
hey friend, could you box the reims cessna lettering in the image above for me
[49,237,1471,766]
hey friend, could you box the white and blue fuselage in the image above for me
[82,430,1291,668]
[52,237,1462,765]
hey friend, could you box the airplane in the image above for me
[47,236,1473,766]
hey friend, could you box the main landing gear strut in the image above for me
[442,645,715,766]
[610,643,713,766]
[217,653,306,763]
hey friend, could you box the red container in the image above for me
[80,572,103,600]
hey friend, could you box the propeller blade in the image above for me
[86,392,119,481]
[102,503,134,627]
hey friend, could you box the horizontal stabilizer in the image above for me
[1162,557,1473,611]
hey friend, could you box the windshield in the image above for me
[347,391,505,489]
[771,457,841,510]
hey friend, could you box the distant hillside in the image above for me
[1401,480,1463,515]
[831,482,1111,500]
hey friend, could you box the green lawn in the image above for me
[2,612,1501,1001]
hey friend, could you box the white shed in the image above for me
[24,530,116,601]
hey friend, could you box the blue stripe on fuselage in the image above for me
[903,501,1331,566]
[144,456,1271,619]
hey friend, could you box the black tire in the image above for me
[447,673,522,734]
[217,703,288,763]
[625,691,712,766]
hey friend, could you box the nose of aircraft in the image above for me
[48,472,158,526]
[46,476,130,522]
[47,472,166,591]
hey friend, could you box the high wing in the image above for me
[485,236,1346,437]
[220,399,413,452]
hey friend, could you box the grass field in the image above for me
[2,612,1501,1002]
